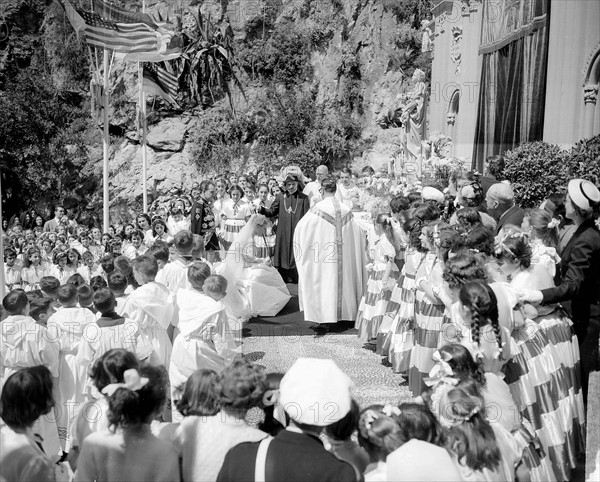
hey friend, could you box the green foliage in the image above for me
[336,48,363,113]
[188,106,248,173]
[0,63,100,201]
[169,8,245,109]
[382,0,432,26]
[42,1,90,89]
[390,23,431,80]
[503,136,600,208]
[566,134,600,186]
[503,142,570,208]
[236,25,313,86]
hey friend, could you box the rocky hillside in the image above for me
[0,0,431,217]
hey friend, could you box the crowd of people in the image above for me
[1,161,599,481]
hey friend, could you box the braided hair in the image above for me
[458,282,502,353]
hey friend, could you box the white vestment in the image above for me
[294,196,366,324]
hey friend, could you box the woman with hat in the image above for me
[521,178,600,403]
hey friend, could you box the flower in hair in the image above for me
[547,218,560,229]
[363,409,379,430]
[381,405,401,417]
[101,369,149,397]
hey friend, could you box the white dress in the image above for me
[121,281,175,366]
[217,222,291,322]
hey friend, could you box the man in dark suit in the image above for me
[485,182,525,234]
[521,179,600,403]
[217,358,357,482]
[190,180,219,262]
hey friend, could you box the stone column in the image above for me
[583,84,599,139]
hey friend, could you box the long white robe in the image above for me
[122,281,175,366]
[294,196,367,324]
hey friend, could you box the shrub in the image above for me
[566,134,600,186]
[502,141,570,208]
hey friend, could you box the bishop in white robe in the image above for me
[293,177,366,325]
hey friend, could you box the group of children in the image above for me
[352,185,587,481]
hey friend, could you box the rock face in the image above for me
[146,117,190,151]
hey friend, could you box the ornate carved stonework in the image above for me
[446,112,457,125]
[584,84,599,105]
[450,26,463,76]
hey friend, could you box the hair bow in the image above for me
[547,218,560,229]
[425,351,458,387]
[381,405,401,417]
[363,409,379,430]
[262,389,287,428]
[101,369,149,397]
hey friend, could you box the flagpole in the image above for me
[0,169,6,300]
[103,48,110,233]
[140,0,148,214]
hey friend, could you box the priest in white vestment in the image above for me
[294,176,366,326]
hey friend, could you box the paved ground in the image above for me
[242,284,412,408]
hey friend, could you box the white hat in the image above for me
[387,440,463,481]
[422,186,445,204]
[568,178,600,212]
[279,358,353,426]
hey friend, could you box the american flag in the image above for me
[60,0,159,55]
[143,63,180,108]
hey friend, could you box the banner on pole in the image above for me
[142,63,180,108]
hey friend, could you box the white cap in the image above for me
[279,358,353,426]
[422,186,445,204]
[568,178,600,212]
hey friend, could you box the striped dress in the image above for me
[252,199,276,259]
[507,271,585,480]
[220,200,251,251]
[382,249,426,372]
[355,235,399,341]
[408,252,446,396]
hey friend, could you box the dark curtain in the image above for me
[473,0,550,172]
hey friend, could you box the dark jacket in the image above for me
[217,429,357,482]
[541,219,600,324]
[495,205,525,234]
[260,191,310,270]
[190,197,219,249]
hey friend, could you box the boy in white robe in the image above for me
[122,254,175,367]
[106,271,130,317]
[169,267,231,420]
[46,283,97,451]
[1,293,61,457]
[77,288,154,369]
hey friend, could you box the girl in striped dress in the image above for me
[497,233,584,480]
[355,214,399,343]
[408,221,447,396]
[20,247,45,291]
[382,217,427,372]
[252,184,276,259]
[219,185,251,252]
